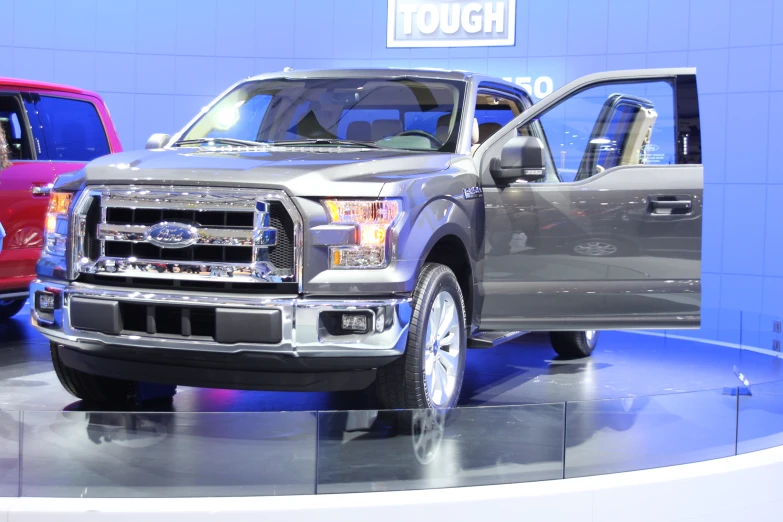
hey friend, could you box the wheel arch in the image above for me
[419,227,477,333]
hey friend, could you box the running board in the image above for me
[467,330,527,349]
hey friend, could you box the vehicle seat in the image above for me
[435,114,451,142]
[346,121,371,141]
[372,119,402,141]
[478,122,502,144]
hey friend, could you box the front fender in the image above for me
[304,197,481,296]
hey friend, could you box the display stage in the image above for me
[1,303,782,497]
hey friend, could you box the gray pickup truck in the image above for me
[31,68,703,409]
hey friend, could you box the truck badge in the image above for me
[463,186,483,200]
[145,222,199,249]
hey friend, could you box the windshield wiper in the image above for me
[172,137,268,148]
[268,138,384,149]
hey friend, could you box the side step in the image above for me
[467,330,527,349]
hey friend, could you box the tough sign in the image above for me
[387,0,516,47]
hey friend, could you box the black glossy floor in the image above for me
[1,302,782,413]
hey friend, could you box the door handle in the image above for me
[648,196,692,214]
[31,183,52,196]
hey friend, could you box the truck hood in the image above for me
[78,147,452,197]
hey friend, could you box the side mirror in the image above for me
[490,136,546,183]
[146,133,171,150]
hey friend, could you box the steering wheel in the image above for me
[396,130,444,148]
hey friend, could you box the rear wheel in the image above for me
[50,343,176,405]
[0,299,25,321]
[376,263,467,410]
[549,330,599,358]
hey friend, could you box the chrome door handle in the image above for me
[648,196,692,214]
[31,184,52,196]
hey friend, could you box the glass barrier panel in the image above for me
[0,411,19,497]
[738,380,783,454]
[316,403,565,494]
[20,411,317,497]
[564,388,737,478]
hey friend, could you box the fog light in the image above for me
[341,313,368,333]
[35,291,56,312]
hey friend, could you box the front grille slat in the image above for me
[76,188,299,290]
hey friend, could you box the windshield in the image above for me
[180,77,467,152]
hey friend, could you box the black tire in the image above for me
[0,299,25,321]
[50,342,139,405]
[376,263,467,410]
[549,330,599,358]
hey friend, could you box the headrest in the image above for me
[478,122,503,144]
[346,121,371,141]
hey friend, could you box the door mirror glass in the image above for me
[490,136,546,183]
[146,133,171,149]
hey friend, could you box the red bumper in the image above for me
[0,247,39,294]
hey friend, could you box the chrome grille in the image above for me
[71,187,301,286]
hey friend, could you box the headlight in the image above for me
[44,192,73,256]
[322,199,401,268]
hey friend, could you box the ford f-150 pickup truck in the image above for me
[0,78,122,321]
[30,68,702,409]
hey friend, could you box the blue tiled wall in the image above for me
[1,0,781,346]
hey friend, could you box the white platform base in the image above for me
[5,444,783,522]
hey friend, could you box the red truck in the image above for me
[0,78,122,320]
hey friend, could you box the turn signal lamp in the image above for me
[322,199,401,269]
[44,192,73,256]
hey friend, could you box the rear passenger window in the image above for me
[474,92,522,146]
[36,96,110,162]
[0,96,33,160]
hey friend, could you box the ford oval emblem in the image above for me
[145,222,199,249]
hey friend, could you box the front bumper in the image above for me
[31,279,412,376]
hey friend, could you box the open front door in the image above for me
[475,69,702,331]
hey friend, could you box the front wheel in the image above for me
[0,299,25,321]
[376,263,467,410]
[549,330,599,358]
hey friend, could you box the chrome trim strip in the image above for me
[101,191,261,211]
[30,280,411,358]
[80,257,283,283]
[97,223,273,247]
[0,291,29,299]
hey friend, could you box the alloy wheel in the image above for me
[424,290,461,408]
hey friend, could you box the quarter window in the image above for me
[35,96,110,162]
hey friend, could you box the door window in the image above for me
[0,96,33,161]
[35,96,110,162]
[474,91,522,146]
[532,81,677,182]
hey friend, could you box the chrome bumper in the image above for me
[30,279,412,358]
